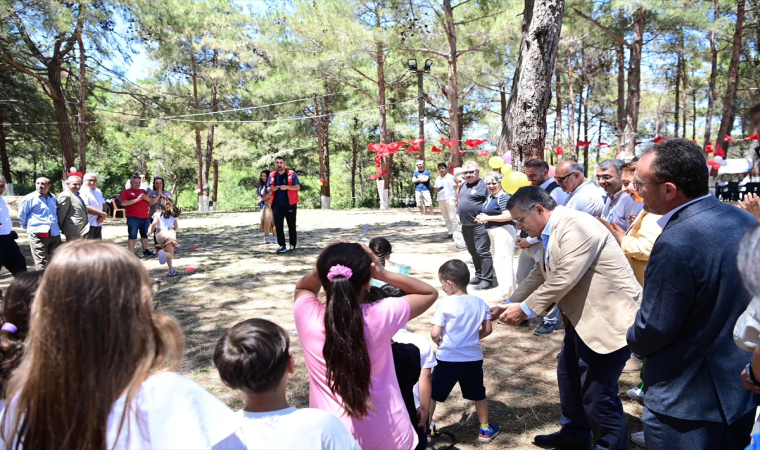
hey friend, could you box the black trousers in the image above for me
[0,234,27,275]
[557,323,630,450]
[461,225,494,282]
[273,204,297,247]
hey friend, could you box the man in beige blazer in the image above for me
[57,176,90,241]
[491,186,641,450]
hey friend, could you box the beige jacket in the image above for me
[620,211,663,286]
[57,190,90,238]
[511,207,641,354]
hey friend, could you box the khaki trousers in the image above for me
[28,232,62,270]
[438,199,460,234]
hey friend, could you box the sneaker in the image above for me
[478,423,500,443]
[626,386,644,403]
[429,421,439,438]
[630,431,646,447]
[289,246,296,253]
[534,321,556,335]
[142,249,155,258]
[167,269,177,277]
[276,246,288,254]
[158,249,167,265]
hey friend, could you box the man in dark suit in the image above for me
[627,138,759,449]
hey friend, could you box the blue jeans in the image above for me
[127,217,150,240]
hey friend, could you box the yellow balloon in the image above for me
[488,156,504,169]
[500,164,512,175]
[501,171,530,194]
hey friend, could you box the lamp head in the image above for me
[408,58,418,71]
[423,59,433,72]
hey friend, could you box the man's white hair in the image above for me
[461,161,479,171]
[66,175,82,184]
[83,172,97,180]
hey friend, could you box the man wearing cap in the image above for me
[120,172,158,257]
[18,177,61,270]
[57,176,91,241]
[413,160,434,218]
[80,173,108,239]
[0,177,27,274]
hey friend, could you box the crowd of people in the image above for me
[2,116,760,449]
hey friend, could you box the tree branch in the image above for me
[10,16,48,63]
[454,10,504,26]
[350,66,379,85]
[572,8,631,49]
[396,47,448,59]
[318,70,378,104]
[0,54,55,96]
[456,39,490,58]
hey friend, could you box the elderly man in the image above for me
[555,161,604,217]
[0,178,27,274]
[120,172,157,257]
[596,159,642,232]
[57,176,90,241]
[457,161,496,290]
[18,177,62,270]
[412,160,434,217]
[492,186,641,450]
[80,173,108,239]
[515,159,569,335]
[434,162,459,238]
[627,139,758,449]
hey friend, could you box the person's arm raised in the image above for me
[361,244,437,319]
[294,266,322,302]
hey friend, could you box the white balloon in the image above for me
[721,160,728,166]
[714,156,723,163]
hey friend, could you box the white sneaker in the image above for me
[626,386,644,403]
[158,249,167,265]
[630,431,646,447]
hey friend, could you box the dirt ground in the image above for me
[1,208,645,449]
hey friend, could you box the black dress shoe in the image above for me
[533,431,591,449]
[534,321,556,335]
[469,276,480,285]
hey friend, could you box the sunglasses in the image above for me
[463,170,476,175]
[555,172,577,183]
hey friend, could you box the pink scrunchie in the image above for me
[326,264,353,281]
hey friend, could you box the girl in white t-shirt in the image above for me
[0,241,238,449]
[149,197,180,276]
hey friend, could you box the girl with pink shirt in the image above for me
[293,243,438,450]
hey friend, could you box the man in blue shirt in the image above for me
[18,177,62,270]
[267,156,301,254]
[412,160,434,217]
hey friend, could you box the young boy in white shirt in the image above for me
[429,259,499,443]
[212,318,360,450]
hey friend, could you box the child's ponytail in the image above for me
[369,237,392,268]
[317,243,373,418]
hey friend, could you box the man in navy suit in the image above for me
[627,138,759,449]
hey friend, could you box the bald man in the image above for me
[554,161,604,217]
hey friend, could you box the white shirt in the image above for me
[540,178,569,206]
[2,372,238,449]
[80,187,106,227]
[431,295,491,362]
[154,212,177,231]
[213,407,361,450]
[601,191,643,232]
[565,179,604,217]
[0,196,12,235]
[656,195,711,229]
[434,173,457,201]
[392,328,437,409]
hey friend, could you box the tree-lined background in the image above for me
[1,0,758,211]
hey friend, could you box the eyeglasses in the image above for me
[631,179,664,190]
[463,170,476,175]
[595,175,613,181]
[512,205,536,224]
[555,172,577,183]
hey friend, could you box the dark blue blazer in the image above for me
[627,195,759,423]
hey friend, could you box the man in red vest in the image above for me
[268,156,301,253]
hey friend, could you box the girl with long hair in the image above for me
[257,170,275,244]
[149,197,181,276]
[368,237,410,289]
[0,241,237,449]
[0,271,44,410]
[293,242,438,450]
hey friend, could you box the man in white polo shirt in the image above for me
[80,172,108,239]
[434,162,459,238]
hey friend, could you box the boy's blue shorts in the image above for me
[431,359,486,402]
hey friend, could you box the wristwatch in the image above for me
[746,363,760,386]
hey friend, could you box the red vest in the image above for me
[269,169,299,206]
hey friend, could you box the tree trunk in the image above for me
[417,71,426,161]
[190,54,205,211]
[674,51,681,138]
[0,112,12,195]
[212,159,219,210]
[500,86,507,126]
[77,30,87,173]
[703,0,719,150]
[616,44,625,140]
[568,52,576,155]
[554,67,562,152]
[582,84,590,174]
[620,7,646,159]
[48,61,76,179]
[351,130,358,208]
[376,41,391,210]
[497,0,565,170]
[716,0,744,154]
[321,95,331,207]
[681,56,687,138]
[443,0,463,168]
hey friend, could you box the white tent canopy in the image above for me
[718,158,753,175]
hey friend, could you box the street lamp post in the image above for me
[408,58,433,161]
